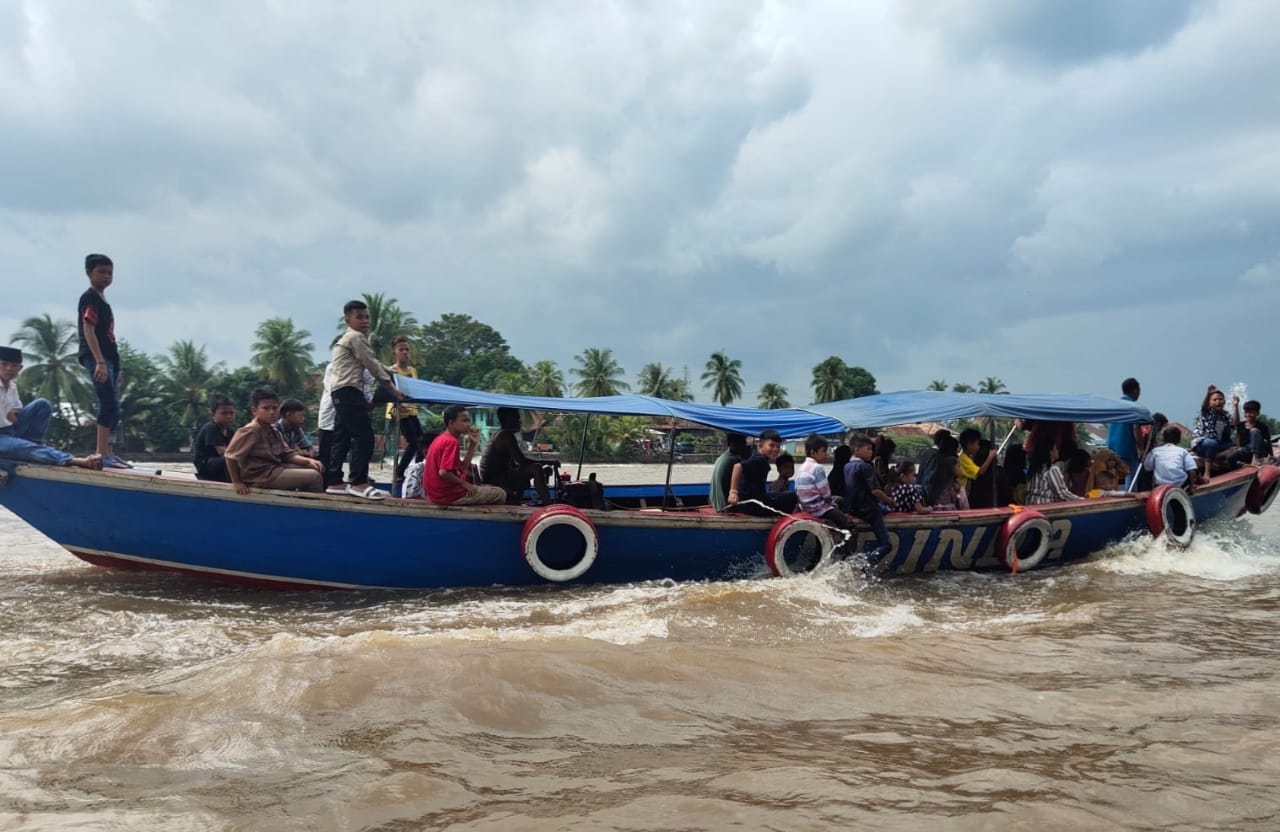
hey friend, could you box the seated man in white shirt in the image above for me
[0,346,101,469]
[1142,426,1201,493]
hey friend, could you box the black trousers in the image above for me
[195,457,230,483]
[330,386,374,486]
[317,429,342,488]
[395,416,423,480]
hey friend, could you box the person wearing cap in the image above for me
[76,253,130,469]
[0,346,102,469]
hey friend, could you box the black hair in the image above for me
[391,334,412,347]
[898,460,916,477]
[208,394,233,413]
[831,444,852,469]
[250,388,279,407]
[938,434,960,455]
[1058,438,1078,460]
[442,404,468,425]
[1068,447,1092,474]
[496,407,520,427]
[932,428,952,445]
[418,430,441,449]
[875,435,896,459]
[84,253,112,272]
[776,453,795,470]
[1162,426,1182,445]
[1122,377,1140,397]
[343,299,368,315]
[1027,437,1054,479]
[804,433,828,455]
[1244,400,1261,413]
[759,428,782,443]
[726,432,748,451]
[851,433,874,449]
[928,452,958,503]
[280,398,305,416]
[958,427,981,446]
[1002,445,1027,486]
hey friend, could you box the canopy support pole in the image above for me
[575,414,590,481]
[993,422,1019,506]
[663,424,677,508]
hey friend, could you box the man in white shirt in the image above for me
[1143,426,1201,492]
[0,346,101,468]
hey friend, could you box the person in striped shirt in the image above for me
[793,434,850,528]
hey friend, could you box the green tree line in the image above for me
[10,293,881,456]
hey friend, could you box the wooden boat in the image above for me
[1,384,1275,590]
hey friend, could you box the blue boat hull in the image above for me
[0,465,1257,589]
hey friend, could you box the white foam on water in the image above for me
[1092,526,1280,581]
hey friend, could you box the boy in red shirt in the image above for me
[424,405,506,505]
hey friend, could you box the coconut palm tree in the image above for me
[251,317,314,393]
[529,360,566,398]
[951,382,976,393]
[927,379,948,391]
[571,348,628,397]
[758,383,790,409]
[9,314,91,416]
[701,351,743,406]
[811,356,849,404]
[636,362,672,398]
[978,376,1007,395]
[159,341,225,437]
[666,378,695,402]
[335,292,419,359]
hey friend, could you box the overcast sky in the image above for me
[3,0,1277,422]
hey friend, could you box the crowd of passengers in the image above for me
[2,261,1276,511]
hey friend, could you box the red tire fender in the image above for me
[997,510,1052,574]
[1146,485,1195,548]
[1246,465,1280,515]
[520,505,599,582]
[765,514,837,577]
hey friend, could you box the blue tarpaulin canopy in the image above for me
[396,378,1151,437]
[394,376,848,438]
[805,390,1152,428]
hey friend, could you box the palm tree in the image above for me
[667,378,695,402]
[978,376,1007,395]
[636,362,672,398]
[335,292,419,359]
[571,348,628,397]
[529,360,566,398]
[758,383,790,409]
[10,314,91,417]
[251,317,314,393]
[927,379,948,391]
[951,382,976,393]
[159,341,225,436]
[701,351,743,406]
[811,356,849,404]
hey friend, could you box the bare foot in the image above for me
[69,454,103,470]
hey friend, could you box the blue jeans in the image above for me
[1193,437,1231,462]
[79,355,121,431]
[0,399,72,465]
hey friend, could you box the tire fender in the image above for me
[1146,485,1196,548]
[997,510,1052,573]
[765,514,837,577]
[1246,465,1280,515]
[520,505,599,582]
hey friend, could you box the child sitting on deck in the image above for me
[771,453,796,495]
[274,399,314,456]
[793,434,851,528]
[224,389,326,495]
[1143,426,1201,491]
[0,346,101,470]
[890,461,932,514]
[845,435,893,559]
[193,395,236,482]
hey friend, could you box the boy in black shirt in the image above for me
[845,434,893,560]
[727,429,799,517]
[76,253,129,468]
[193,396,236,482]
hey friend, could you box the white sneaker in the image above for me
[346,483,386,500]
[325,484,347,494]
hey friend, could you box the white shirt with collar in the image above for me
[0,378,22,429]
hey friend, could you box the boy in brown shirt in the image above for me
[225,389,325,495]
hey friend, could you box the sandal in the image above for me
[345,483,386,500]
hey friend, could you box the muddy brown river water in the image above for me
[1,463,1278,830]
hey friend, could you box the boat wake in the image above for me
[1090,519,1280,581]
